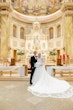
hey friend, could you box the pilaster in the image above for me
[0,2,12,59]
[61,3,73,58]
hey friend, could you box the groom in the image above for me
[30,51,37,85]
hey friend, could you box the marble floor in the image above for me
[0,81,73,110]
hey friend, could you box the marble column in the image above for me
[1,15,10,59]
[0,17,1,58]
[64,16,73,59]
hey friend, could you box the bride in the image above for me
[28,53,73,98]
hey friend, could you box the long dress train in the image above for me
[28,58,73,98]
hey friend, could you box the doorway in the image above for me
[57,50,61,65]
[13,50,17,61]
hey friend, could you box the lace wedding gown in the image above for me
[28,58,73,98]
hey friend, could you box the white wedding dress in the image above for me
[28,58,73,98]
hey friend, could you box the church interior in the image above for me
[0,0,73,110]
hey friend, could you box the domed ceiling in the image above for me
[11,0,63,16]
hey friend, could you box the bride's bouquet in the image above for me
[35,62,42,67]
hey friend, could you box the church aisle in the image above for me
[0,81,73,110]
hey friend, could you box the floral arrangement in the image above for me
[49,49,56,56]
[17,50,24,55]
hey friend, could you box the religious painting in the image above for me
[11,0,62,15]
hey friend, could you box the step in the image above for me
[0,76,30,81]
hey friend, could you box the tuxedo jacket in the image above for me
[30,56,37,68]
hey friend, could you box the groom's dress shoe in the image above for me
[30,82,32,85]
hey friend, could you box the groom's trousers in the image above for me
[30,67,36,84]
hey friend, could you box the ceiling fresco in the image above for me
[11,0,64,16]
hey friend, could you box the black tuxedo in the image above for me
[30,56,37,84]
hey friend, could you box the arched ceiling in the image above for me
[11,0,63,16]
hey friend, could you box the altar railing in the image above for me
[0,66,24,77]
[46,66,73,77]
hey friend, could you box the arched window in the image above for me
[13,25,17,37]
[59,0,62,2]
[49,27,53,39]
[20,27,24,39]
[3,0,6,2]
[57,25,61,37]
